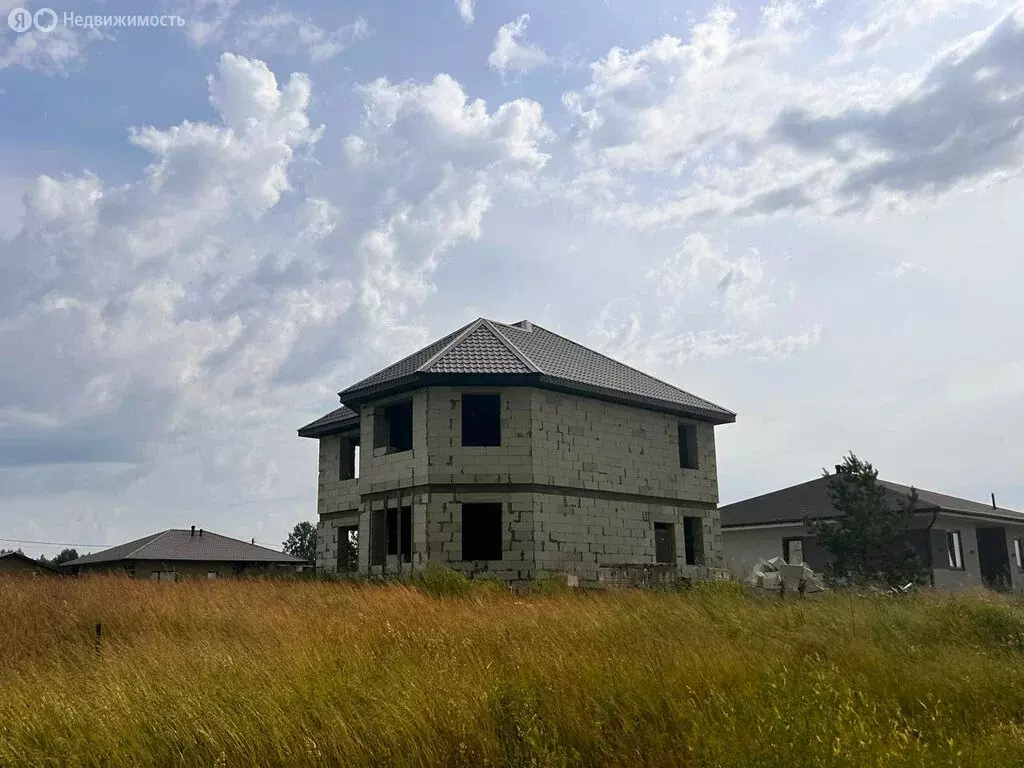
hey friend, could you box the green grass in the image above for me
[2,575,1024,767]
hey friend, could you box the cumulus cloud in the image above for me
[342,72,552,353]
[129,53,322,219]
[353,73,552,175]
[175,0,239,45]
[0,24,92,74]
[455,0,475,24]
[561,4,1024,227]
[648,233,775,322]
[488,14,550,76]
[236,12,369,62]
[770,9,1024,206]
[590,300,822,369]
[835,0,998,58]
[0,53,346,479]
[586,227,815,381]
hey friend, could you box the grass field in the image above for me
[3,575,1024,767]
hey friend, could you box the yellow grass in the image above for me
[2,575,1024,767]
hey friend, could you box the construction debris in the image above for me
[744,557,825,596]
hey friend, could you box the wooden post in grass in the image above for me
[95,623,102,657]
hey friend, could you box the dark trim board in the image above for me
[340,373,735,425]
[359,483,718,510]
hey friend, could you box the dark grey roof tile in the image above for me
[64,529,305,567]
[314,317,734,424]
[426,321,534,374]
[297,406,359,437]
[721,477,1024,527]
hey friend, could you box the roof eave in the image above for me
[338,372,424,407]
[534,375,736,424]
[334,371,737,424]
[297,417,361,439]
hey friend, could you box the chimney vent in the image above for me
[199,528,204,537]
[992,493,997,510]
[191,525,195,536]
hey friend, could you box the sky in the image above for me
[1,0,1022,558]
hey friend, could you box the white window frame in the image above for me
[946,530,964,570]
[1014,538,1023,570]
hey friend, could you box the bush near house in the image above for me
[3,576,1024,767]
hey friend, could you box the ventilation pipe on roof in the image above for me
[992,493,997,510]
[199,528,204,537]
[191,525,196,536]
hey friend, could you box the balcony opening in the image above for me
[374,400,413,454]
[339,435,360,480]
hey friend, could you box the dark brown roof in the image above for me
[62,529,306,567]
[299,318,735,436]
[720,476,1024,527]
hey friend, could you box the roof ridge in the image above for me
[124,529,173,559]
[342,318,477,394]
[482,319,541,373]
[417,318,488,373]
[519,322,736,417]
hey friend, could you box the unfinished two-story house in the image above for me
[297,318,736,585]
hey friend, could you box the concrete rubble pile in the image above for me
[744,556,825,595]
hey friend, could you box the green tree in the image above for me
[283,521,317,563]
[51,548,79,566]
[806,453,929,588]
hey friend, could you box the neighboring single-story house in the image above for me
[720,477,1024,591]
[61,527,308,580]
[0,551,63,577]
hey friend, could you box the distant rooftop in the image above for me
[63,529,306,567]
[720,476,1024,528]
[299,317,736,437]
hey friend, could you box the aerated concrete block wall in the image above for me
[424,491,537,582]
[529,389,719,505]
[423,386,535,485]
[527,390,722,580]
[315,385,725,581]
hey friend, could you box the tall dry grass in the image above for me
[2,575,1024,767]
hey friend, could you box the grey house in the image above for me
[298,317,736,585]
[720,477,1024,591]
[61,528,307,580]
